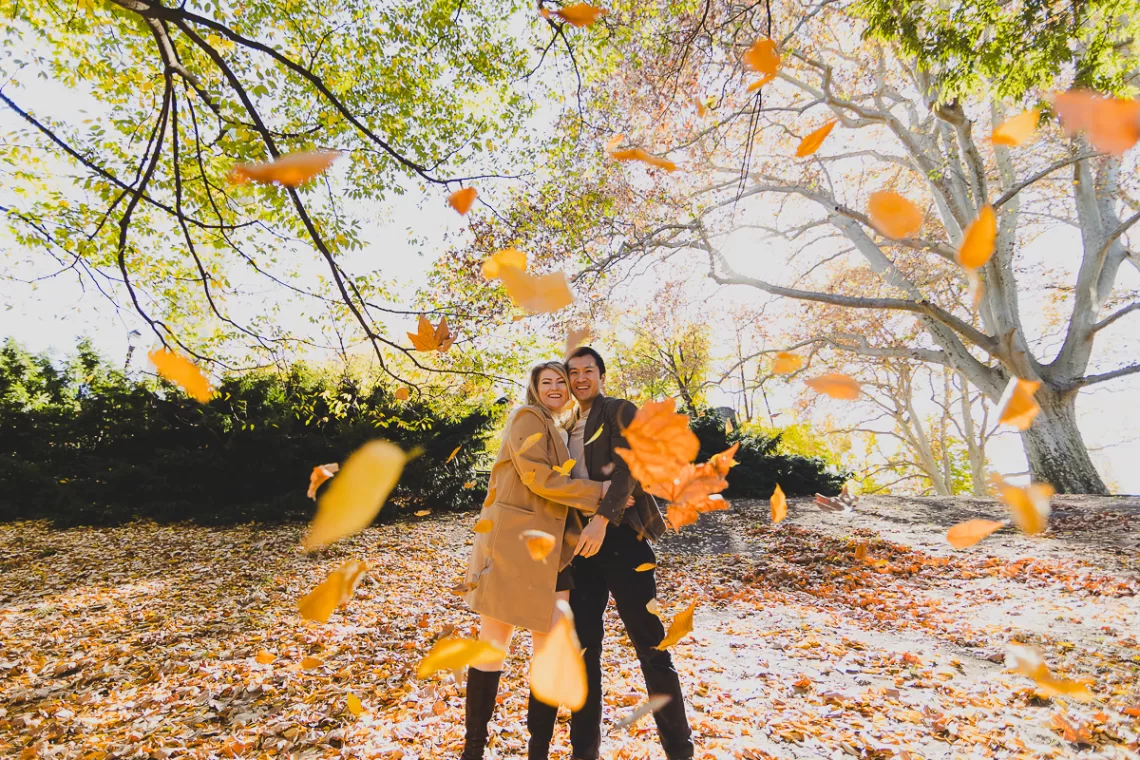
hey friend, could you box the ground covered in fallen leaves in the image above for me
[2,495,1139,759]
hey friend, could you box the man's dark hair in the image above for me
[567,345,606,377]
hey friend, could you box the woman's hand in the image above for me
[575,515,609,558]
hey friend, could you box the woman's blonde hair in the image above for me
[525,361,578,429]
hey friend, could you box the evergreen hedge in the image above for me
[0,339,497,527]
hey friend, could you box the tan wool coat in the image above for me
[464,405,603,633]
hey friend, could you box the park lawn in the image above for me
[2,496,1139,759]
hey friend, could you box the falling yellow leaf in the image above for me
[992,108,1040,147]
[614,694,673,730]
[546,3,608,27]
[553,459,576,476]
[584,424,605,445]
[610,147,677,172]
[566,326,592,354]
[298,558,369,624]
[494,261,576,314]
[473,518,494,533]
[531,600,587,709]
[417,637,505,679]
[447,186,478,215]
[148,348,213,403]
[346,693,364,717]
[228,149,342,187]
[854,541,869,561]
[958,205,997,269]
[772,352,805,375]
[463,481,476,489]
[1006,644,1093,701]
[394,386,411,401]
[407,315,455,353]
[743,38,780,76]
[303,440,406,551]
[447,445,462,463]
[994,476,1054,535]
[770,483,787,524]
[481,247,528,279]
[307,462,340,500]
[521,471,536,486]
[996,377,1041,430]
[255,650,276,665]
[725,418,734,435]
[966,268,985,311]
[804,373,862,400]
[301,656,325,670]
[635,562,656,572]
[946,518,1005,549]
[518,432,544,456]
[1052,89,1140,156]
[415,509,431,517]
[521,529,556,562]
[655,600,697,650]
[745,73,776,92]
[796,119,837,157]
[646,598,661,618]
[868,191,923,240]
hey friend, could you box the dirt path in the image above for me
[1,496,1138,759]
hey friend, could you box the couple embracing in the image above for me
[459,347,693,760]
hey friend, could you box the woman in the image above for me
[461,361,610,760]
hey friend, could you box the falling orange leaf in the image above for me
[772,352,804,375]
[566,326,592,354]
[796,120,837,157]
[447,445,462,463]
[854,541,868,560]
[693,97,708,117]
[946,518,1006,549]
[407,315,455,353]
[307,462,340,500]
[645,598,661,618]
[255,650,276,665]
[745,73,776,93]
[804,373,861,400]
[993,476,1054,535]
[957,205,997,269]
[228,149,342,187]
[553,459,576,476]
[303,441,406,551]
[298,558,369,624]
[301,656,325,670]
[417,637,505,679]
[473,518,493,533]
[635,562,656,572]
[448,186,478,215]
[614,695,673,731]
[966,268,985,311]
[613,397,701,489]
[521,471,536,486]
[604,133,626,152]
[481,247,528,279]
[743,38,780,76]
[545,3,608,27]
[414,510,431,517]
[992,108,1040,147]
[655,600,697,650]
[530,600,587,709]
[463,481,476,489]
[1006,644,1093,701]
[610,147,677,172]
[517,432,543,456]
[770,483,787,524]
[346,693,364,717]
[394,386,411,401]
[148,348,213,403]
[996,377,1041,429]
[521,529,556,562]
[1052,89,1140,156]
[868,191,923,240]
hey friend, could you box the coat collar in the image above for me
[583,394,606,474]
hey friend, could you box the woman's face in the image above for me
[536,369,570,413]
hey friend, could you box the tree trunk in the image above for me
[1021,388,1108,494]
[957,371,987,497]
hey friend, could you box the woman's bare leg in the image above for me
[474,614,515,671]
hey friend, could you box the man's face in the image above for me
[568,354,603,404]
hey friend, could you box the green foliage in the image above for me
[0,339,498,527]
[857,0,1140,101]
[687,408,848,498]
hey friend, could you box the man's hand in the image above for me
[575,515,609,558]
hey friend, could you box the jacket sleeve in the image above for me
[595,398,639,523]
[507,409,602,513]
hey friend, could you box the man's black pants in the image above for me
[569,523,693,759]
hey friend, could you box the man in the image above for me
[564,346,694,760]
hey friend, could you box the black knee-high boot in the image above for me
[527,691,559,760]
[461,668,502,760]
